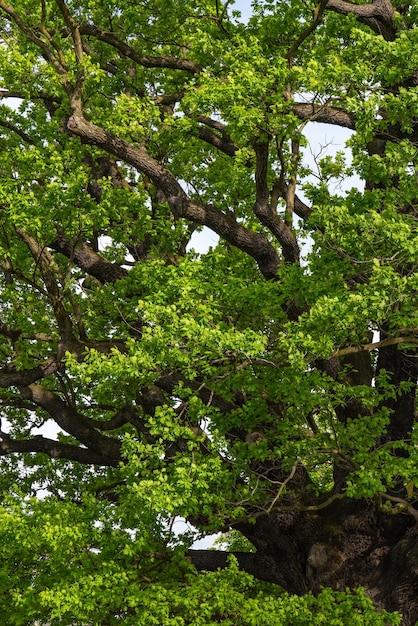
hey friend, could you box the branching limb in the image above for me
[195,115,239,157]
[292,102,355,129]
[54,0,84,64]
[0,1,66,74]
[333,334,418,358]
[0,357,60,388]
[266,460,301,514]
[0,119,37,145]
[286,0,329,62]
[84,407,138,432]
[375,492,418,521]
[253,140,300,263]
[0,433,119,465]
[54,0,84,112]
[19,383,122,461]
[78,24,200,73]
[51,233,128,283]
[66,115,281,278]
[326,0,397,40]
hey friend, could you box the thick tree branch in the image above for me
[0,357,60,388]
[66,115,281,278]
[194,115,239,157]
[326,0,397,40]
[51,233,128,283]
[333,335,418,358]
[253,140,300,263]
[78,24,200,73]
[0,433,119,465]
[84,407,135,431]
[196,105,355,157]
[196,124,238,157]
[292,103,355,129]
[0,321,22,343]
[19,384,122,461]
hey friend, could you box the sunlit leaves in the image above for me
[0,0,416,623]
[0,493,401,625]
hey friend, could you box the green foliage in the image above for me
[0,0,416,623]
[0,491,401,625]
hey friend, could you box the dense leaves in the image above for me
[0,0,416,624]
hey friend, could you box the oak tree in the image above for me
[0,0,417,623]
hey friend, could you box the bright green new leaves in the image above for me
[0,0,416,624]
[0,493,401,625]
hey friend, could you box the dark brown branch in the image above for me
[19,384,122,461]
[0,89,61,116]
[326,0,397,41]
[154,91,185,107]
[0,357,60,388]
[191,114,240,157]
[188,103,354,166]
[188,549,295,589]
[181,119,310,224]
[253,141,300,264]
[286,0,329,62]
[181,203,283,277]
[66,115,281,278]
[292,103,356,129]
[0,321,22,343]
[0,433,119,465]
[84,407,135,431]
[78,24,200,73]
[196,124,238,157]
[0,119,37,145]
[0,89,24,98]
[51,233,128,283]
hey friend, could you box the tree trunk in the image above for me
[191,499,418,625]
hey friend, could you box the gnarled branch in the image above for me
[326,0,397,41]
[292,103,355,129]
[253,140,300,263]
[51,233,128,283]
[0,433,119,465]
[19,384,122,461]
[79,24,201,73]
[66,115,281,278]
[0,358,60,388]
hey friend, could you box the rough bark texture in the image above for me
[189,490,418,623]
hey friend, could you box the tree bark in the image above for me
[190,496,418,625]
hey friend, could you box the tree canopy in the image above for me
[0,0,417,624]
